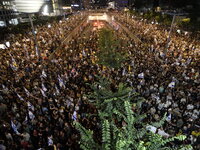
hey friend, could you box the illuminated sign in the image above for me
[15,0,45,13]
[88,14,108,21]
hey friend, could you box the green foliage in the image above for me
[74,122,99,150]
[75,76,193,150]
[97,28,126,69]
[150,113,167,128]
[102,120,111,150]
[88,76,141,121]
[76,100,192,150]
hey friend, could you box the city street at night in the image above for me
[0,0,199,150]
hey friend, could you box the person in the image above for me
[0,10,199,149]
[0,140,6,150]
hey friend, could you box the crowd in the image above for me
[0,10,199,150]
[0,12,97,149]
[113,12,200,148]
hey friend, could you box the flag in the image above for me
[138,72,144,79]
[24,87,30,97]
[23,116,28,124]
[40,89,47,97]
[146,125,157,134]
[168,81,175,88]
[35,46,39,57]
[40,70,47,78]
[9,54,18,71]
[42,83,47,92]
[17,93,24,101]
[166,113,172,122]
[72,111,77,121]
[55,85,60,95]
[27,101,34,111]
[11,121,20,134]
[122,68,126,76]
[82,50,86,56]
[28,110,35,120]
[2,84,6,89]
[58,75,65,88]
[48,136,53,146]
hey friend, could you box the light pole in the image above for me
[15,0,46,61]
[28,14,41,60]
[165,14,176,54]
[124,8,129,23]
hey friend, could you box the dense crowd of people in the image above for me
[114,12,200,148]
[0,10,199,150]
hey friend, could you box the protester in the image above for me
[0,11,199,149]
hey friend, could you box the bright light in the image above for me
[6,42,10,47]
[71,4,79,7]
[185,31,188,35]
[48,24,51,28]
[42,5,49,15]
[15,0,45,13]
[0,44,6,49]
[0,21,6,27]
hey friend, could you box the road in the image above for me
[49,13,143,59]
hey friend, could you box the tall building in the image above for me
[0,0,19,26]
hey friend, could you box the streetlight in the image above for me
[124,8,129,23]
[15,0,46,61]
[165,14,176,55]
[163,12,188,55]
[28,14,40,59]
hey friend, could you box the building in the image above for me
[0,0,19,27]
[51,0,64,15]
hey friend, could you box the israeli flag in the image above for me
[1,84,9,93]
[138,72,144,79]
[146,125,157,134]
[41,70,47,78]
[122,68,126,76]
[9,53,18,71]
[186,58,191,65]
[82,50,86,56]
[27,101,34,111]
[48,136,53,146]
[11,121,20,135]
[55,85,60,95]
[24,87,30,97]
[58,75,65,89]
[23,116,28,124]
[168,81,175,88]
[166,113,172,122]
[10,64,18,71]
[72,111,77,121]
[40,89,47,97]
[28,110,35,120]
[42,83,47,92]
[2,84,7,89]
[17,93,24,101]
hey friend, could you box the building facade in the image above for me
[0,0,19,26]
